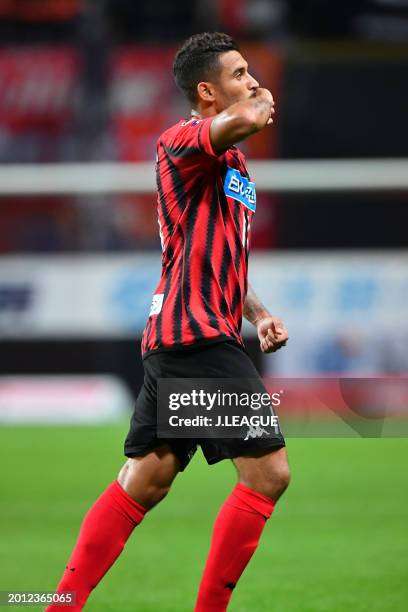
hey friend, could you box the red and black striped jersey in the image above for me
[141,116,256,357]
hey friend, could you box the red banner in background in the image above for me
[0,47,79,132]
[109,47,178,162]
[108,47,177,247]
[0,47,81,253]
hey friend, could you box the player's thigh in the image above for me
[232,446,291,501]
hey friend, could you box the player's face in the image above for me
[212,50,259,112]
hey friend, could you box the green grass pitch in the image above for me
[0,424,407,611]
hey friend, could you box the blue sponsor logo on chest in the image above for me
[223,167,256,212]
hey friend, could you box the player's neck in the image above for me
[191,106,217,120]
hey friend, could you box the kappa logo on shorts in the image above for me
[244,424,271,441]
[223,167,256,212]
[149,293,164,316]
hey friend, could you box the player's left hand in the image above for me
[256,316,288,354]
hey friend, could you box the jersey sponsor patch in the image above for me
[149,293,164,316]
[223,167,256,212]
[181,118,202,126]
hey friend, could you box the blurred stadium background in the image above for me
[0,1,407,610]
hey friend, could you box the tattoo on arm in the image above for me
[243,285,270,326]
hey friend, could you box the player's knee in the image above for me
[269,462,291,497]
[121,477,172,509]
[245,461,291,500]
[144,482,172,507]
[117,456,176,510]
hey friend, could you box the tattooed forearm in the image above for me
[243,285,270,326]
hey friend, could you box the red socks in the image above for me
[195,483,276,612]
[46,481,274,611]
[45,480,146,611]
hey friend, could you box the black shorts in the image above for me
[124,340,285,471]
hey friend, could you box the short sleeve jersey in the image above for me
[141,116,256,357]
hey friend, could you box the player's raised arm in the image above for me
[210,88,275,151]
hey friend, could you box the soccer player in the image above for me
[46,32,290,611]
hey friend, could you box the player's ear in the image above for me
[197,81,215,103]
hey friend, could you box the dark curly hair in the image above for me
[173,32,239,105]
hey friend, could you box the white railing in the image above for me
[0,159,407,195]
